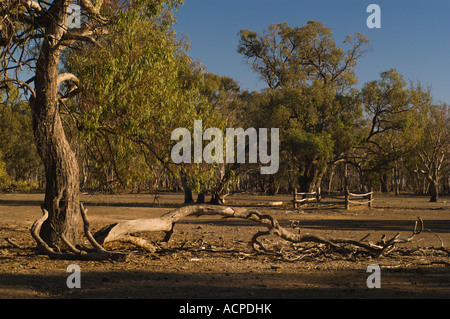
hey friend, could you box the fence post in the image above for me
[368,187,373,208]
[316,187,321,202]
[345,186,350,210]
[293,188,297,209]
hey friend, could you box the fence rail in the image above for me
[292,187,373,210]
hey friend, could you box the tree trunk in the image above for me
[31,4,81,246]
[429,179,439,203]
[298,163,324,194]
[393,165,400,196]
[196,192,205,203]
[328,164,335,194]
[267,174,277,195]
[180,170,194,204]
[356,165,366,192]
[380,173,389,193]
[210,193,225,205]
[210,163,239,205]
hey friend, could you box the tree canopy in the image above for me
[0,2,448,256]
[238,21,369,193]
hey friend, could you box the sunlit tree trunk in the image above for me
[31,3,81,246]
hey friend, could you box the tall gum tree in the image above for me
[0,0,182,246]
[63,13,226,202]
[238,21,369,193]
[359,69,439,195]
[413,103,449,202]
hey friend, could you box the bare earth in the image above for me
[0,192,449,299]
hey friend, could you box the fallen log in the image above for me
[93,205,426,258]
[30,202,433,261]
[94,205,302,251]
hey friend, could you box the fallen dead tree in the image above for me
[94,205,428,258]
[93,204,302,253]
[30,203,448,262]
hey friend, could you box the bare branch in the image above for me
[94,205,303,246]
[56,72,79,87]
[79,0,99,14]
[23,0,43,12]
[61,33,103,48]
[426,229,450,256]
[0,78,36,98]
[78,0,107,21]
[93,206,434,260]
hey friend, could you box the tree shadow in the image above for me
[1,267,449,299]
[177,218,450,234]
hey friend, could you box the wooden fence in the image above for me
[292,187,373,210]
[292,189,320,209]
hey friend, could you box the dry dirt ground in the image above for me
[0,192,449,299]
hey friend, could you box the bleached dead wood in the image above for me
[31,201,442,261]
[94,205,302,250]
[93,205,427,258]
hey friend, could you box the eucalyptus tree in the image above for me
[413,103,449,202]
[238,21,369,193]
[0,0,183,246]
[64,6,235,205]
[359,69,435,194]
[63,0,200,191]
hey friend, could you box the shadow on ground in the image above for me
[1,267,449,299]
[178,219,450,234]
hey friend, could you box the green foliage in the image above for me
[0,154,10,189]
[1,0,446,199]
[63,0,224,191]
[10,180,39,192]
[238,21,368,191]
[0,84,42,184]
[238,21,369,89]
[359,69,430,173]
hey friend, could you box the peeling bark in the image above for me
[31,1,81,246]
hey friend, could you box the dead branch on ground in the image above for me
[30,203,447,262]
[93,205,438,259]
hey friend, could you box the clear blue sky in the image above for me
[174,0,450,104]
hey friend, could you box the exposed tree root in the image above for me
[30,204,127,261]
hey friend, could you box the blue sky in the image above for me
[174,0,450,104]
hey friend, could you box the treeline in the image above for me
[0,9,448,202]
